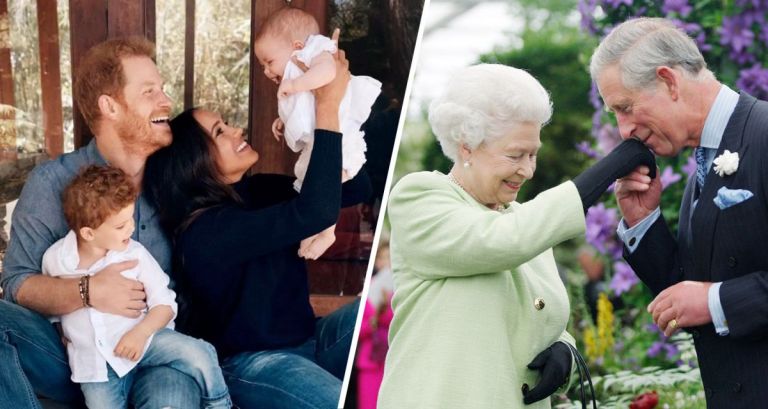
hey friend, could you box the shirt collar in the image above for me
[699,84,739,150]
[85,138,109,166]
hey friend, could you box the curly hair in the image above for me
[73,36,155,133]
[62,165,137,233]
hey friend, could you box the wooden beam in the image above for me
[107,0,155,41]
[69,0,107,148]
[37,0,63,158]
[184,0,194,110]
[248,0,328,175]
[0,0,16,161]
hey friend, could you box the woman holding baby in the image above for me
[144,14,364,409]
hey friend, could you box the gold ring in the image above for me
[669,319,678,329]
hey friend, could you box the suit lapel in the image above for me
[690,93,755,279]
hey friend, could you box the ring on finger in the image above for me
[669,319,678,330]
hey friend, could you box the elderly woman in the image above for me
[377,64,656,408]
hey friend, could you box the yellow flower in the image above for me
[584,292,615,363]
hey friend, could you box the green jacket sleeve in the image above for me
[388,172,586,280]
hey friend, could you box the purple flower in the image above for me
[662,0,692,17]
[597,124,622,155]
[647,341,679,360]
[591,110,603,139]
[737,65,768,100]
[589,81,603,110]
[586,203,621,257]
[660,166,682,190]
[720,15,755,54]
[576,141,600,159]
[578,0,599,35]
[730,49,756,65]
[682,154,697,178]
[610,261,639,296]
[601,0,632,8]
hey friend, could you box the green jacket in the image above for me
[378,171,586,409]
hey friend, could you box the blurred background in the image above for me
[347,0,768,407]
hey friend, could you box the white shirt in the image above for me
[42,231,177,382]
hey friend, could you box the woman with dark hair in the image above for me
[144,51,364,409]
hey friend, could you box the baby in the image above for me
[42,165,230,409]
[254,7,381,260]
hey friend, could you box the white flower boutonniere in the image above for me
[713,150,739,177]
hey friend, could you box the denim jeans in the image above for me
[0,299,201,409]
[80,328,230,409]
[221,298,360,409]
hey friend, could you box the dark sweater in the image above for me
[175,130,348,358]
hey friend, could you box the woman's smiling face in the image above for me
[192,109,259,183]
[460,121,541,207]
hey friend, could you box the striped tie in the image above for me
[695,147,708,190]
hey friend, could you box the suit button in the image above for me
[733,382,742,392]
[728,256,737,267]
[705,388,713,398]
[678,266,684,274]
[534,298,545,310]
[521,383,530,395]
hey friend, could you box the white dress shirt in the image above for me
[42,231,177,382]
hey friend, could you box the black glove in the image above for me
[523,341,572,405]
[573,138,656,212]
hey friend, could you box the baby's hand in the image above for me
[278,79,296,98]
[114,326,150,361]
[272,117,284,142]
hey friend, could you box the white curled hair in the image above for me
[428,64,552,163]
[589,17,710,90]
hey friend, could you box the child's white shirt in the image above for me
[41,230,178,383]
[277,34,382,191]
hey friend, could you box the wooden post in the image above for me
[183,0,194,110]
[37,0,63,158]
[248,0,328,175]
[0,0,15,161]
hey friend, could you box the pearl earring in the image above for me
[463,161,470,168]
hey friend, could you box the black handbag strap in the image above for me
[565,342,597,409]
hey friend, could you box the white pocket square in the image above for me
[713,187,753,210]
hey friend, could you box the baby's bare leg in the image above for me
[298,225,337,260]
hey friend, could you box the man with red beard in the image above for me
[0,37,203,408]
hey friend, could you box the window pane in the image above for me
[193,0,251,127]
[7,0,42,156]
[156,0,186,116]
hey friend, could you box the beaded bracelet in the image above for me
[78,275,91,308]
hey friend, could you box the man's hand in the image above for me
[89,260,146,318]
[648,280,713,336]
[272,117,284,141]
[615,165,662,227]
[114,326,151,361]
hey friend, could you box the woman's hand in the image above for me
[315,28,350,132]
[523,341,572,404]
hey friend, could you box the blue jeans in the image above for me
[221,298,360,409]
[0,299,202,409]
[81,328,230,409]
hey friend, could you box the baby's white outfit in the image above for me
[278,34,381,191]
[41,231,177,382]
